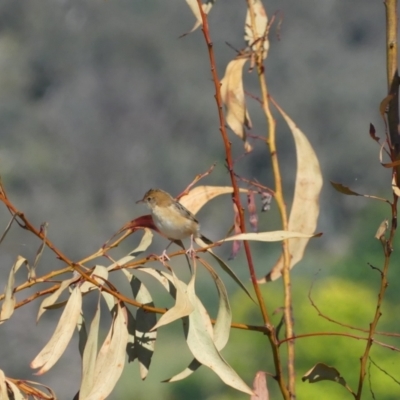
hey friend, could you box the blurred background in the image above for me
[0,0,399,399]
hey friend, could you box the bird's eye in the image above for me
[147,197,152,202]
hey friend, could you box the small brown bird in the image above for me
[136,188,210,259]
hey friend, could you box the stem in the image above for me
[385,0,400,161]
[246,0,295,397]
[356,2,399,397]
[196,2,289,398]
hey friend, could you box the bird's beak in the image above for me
[136,198,144,204]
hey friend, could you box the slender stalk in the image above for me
[356,2,399,397]
[246,1,295,397]
[385,0,400,160]
[196,2,289,398]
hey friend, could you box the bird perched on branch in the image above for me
[136,188,211,260]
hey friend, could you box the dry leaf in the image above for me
[262,103,323,281]
[131,280,155,380]
[185,284,253,395]
[369,123,379,142]
[0,370,8,400]
[84,302,129,400]
[179,185,249,215]
[0,256,28,323]
[79,265,109,294]
[108,228,153,271]
[245,0,269,58]
[31,287,82,374]
[0,216,17,247]
[222,231,320,243]
[79,298,101,398]
[221,57,253,152]
[151,269,195,331]
[183,0,216,35]
[392,176,400,196]
[165,261,232,382]
[15,379,56,399]
[331,181,361,196]
[5,379,26,399]
[195,236,255,302]
[37,276,78,322]
[375,219,388,240]
[302,363,350,391]
[251,371,269,400]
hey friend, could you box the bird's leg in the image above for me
[158,250,170,264]
[185,235,196,259]
[158,241,173,264]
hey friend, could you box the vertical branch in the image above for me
[246,1,295,397]
[195,0,269,324]
[356,3,399,397]
[385,0,400,182]
[356,206,394,399]
[195,2,289,399]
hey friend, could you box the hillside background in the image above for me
[0,1,398,399]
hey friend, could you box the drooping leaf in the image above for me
[205,263,232,350]
[262,103,323,281]
[0,215,16,247]
[166,260,232,382]
[0,256,28,323]
[130,275,156,380]
[125,308,137,364]
[84,302,129,400]
[31,287,82,374]
[37,276,78,322]
[221,57,253,152]
[195,236,255,302]
[77,312,87,358]
[79,297,101,399]
[185,285,253,395]
[165,359,202,382]
[151,268,195,331]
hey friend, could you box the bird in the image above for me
[136,188,211,260]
